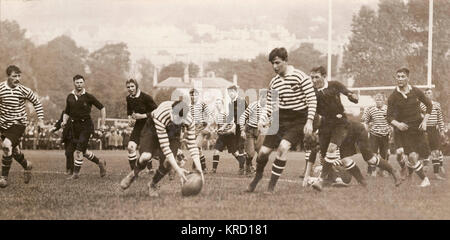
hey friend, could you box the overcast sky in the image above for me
[1,0,379,63]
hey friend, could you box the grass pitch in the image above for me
[0,150,449,220]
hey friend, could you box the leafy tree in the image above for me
[137,58,155,94]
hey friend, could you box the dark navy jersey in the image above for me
[126,90,157,124]
[64,90,104,121]
[387,86,432,125]
[316,81,357,121]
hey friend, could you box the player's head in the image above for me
[269,47,288,76]
[126,78,139,96]
[73,74,85,91]
[395,67,409,88]
[172,100,189,125]
[6,65,21,88]
[215,98,224,111]
[310,66,327,89]
[259,89,268,106]
[374,93,385,108]
[189,88,200,104]
[424,88,433,100]
[227,85,238,100]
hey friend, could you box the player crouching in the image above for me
[120,100,204,197]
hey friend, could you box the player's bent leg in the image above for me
[84,150,106,177]
[342,158,366,187]
[265,140,291,193]
[246,146,272,192]
[12,146,32,184]
[120,152,153,190]
[0,138,13,188]
[211,149,220,173]
[69,150,84,180]
[406,152,430,187]
[148,160,172,197]
[431,150,445,180]
[127,141,138,170]
[368,155,401,186]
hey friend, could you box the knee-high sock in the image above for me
[65,151,74,171]
[255,154,269,176]
[407,161,425,179]
[84,152,100,165]
[74,155,83,174]
[235,154,245,169]
[12,152,28,169]
[345,160,366,185]
[128,152,138,170]
[212,155,219,170]
[439,152,444,167]
[151,164,171,185]
[191,154,207,170]
[432,157,440,174]
[1,155,13,177]
[268,158,286,191]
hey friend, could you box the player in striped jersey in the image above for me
[387,67,432,187]
[246,47,317,194]
[210,98,244,173]
[421,88,446,180]
[362,93,391,176]
[125,79,157,172]
[189,88,211,172]
[120,100,204,197]
[239,90,267,176]
[308,66,367,191]
[0,65,44,188]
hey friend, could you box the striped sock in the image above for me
[432,157,440,174]
[84,152,99,164]
[200,155,207,170]
[13,153,28,169]
[268,158,286,191]
[128,152,138,170]
[439,152,444,167]
[408,161,425,179]
[1,155,13,177]
[212,155,219,170]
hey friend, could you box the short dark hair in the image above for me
[396,67,409,77]
[311,66,327,76]
[189,88,199,96]
[6,65,21,76]
[126,78,139,89]
[73,74,85,81]
[268,47,288,63]
[425,88,433,92]
[227,85,238,91]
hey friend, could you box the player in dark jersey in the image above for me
[61,74,107,180]
[308,66,366,190]
[387,67,432,187]
[305,119,402,190]
[125,79,157,171]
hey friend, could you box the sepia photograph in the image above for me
[0,0,449,224]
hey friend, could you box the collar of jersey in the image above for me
[396,84,412,98]
[279,65,294,79]
[71,89,86,100]
[130,89,141,98]
[3,81,20,90]
[318,81,329,91]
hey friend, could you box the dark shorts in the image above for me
[393,129,403,150]
[263,109,307,149]
[139,118,181,159]
[319,119,349,156]
[245,125,260,139]
[0,124,26,148]
[368,133,389,159]
[129,120,146,145]
[72,119,94,153]
[215,134,238,153]
[340,122,374,161]
[397,121,430,159]
[426,127,441,151]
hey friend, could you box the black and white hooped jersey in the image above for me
[0,81,44,129]
[239,101,263,131]
[151,101,199,160]
[420,101,445,132]
[362,105,390,136]
[190,101,211,124]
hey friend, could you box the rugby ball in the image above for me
[181,172,203,197]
